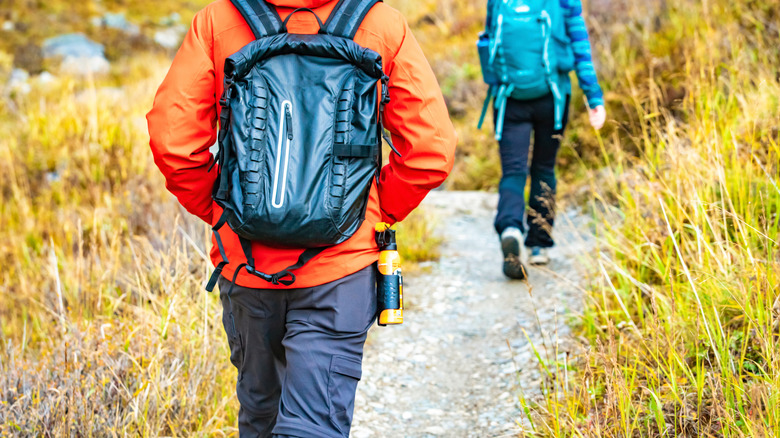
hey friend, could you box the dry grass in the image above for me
[0,1,445,434]
[517,0,780,436]
[0,51,243,435]
[2,0,779,435]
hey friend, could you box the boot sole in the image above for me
[501,236,527,280]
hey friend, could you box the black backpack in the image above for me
[206,0,398,292]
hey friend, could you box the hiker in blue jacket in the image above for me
[478,0,606,279]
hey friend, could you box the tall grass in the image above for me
[3,0,778,435]
[520,0,780,436]
[0,2,445,433]
[0,53,243,435]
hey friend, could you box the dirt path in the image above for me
[351,191,593,438]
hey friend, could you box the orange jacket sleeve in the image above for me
[379,20,457,224]
[147,12,218,223]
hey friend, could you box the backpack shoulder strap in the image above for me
[230,0,285,39]
[322,0,382,39]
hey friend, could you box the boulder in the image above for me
[92,12,140,36]
[154,26,186,50]
[7,68,31,95]
[42,34,110,76]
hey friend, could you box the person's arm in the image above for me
[378,20,457,224]
[562,0,605,110]
[147,11,218,223]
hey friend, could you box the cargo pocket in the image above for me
[220,295,246,382]
[328,355,362,435]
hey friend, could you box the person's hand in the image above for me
[589,105,606,130]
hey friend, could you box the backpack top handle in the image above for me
[281,8,327,34]
[231,0,381,41]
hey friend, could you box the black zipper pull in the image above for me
[285,107,293,140]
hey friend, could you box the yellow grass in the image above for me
[1,0,778,435]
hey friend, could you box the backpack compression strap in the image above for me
[322,0,381,39]
[230,0,284,39]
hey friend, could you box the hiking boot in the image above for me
[500,227,527,280]
[528,247,550,266]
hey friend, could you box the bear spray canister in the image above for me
[375,223,403,326]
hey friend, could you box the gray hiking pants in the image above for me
[218,266,377,437]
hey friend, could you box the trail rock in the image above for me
[42,34,109,76]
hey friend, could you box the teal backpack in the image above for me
[477,0,575,140]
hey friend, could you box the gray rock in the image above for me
[424,426,446,435]
[154,26,186,50]
[35,71,58,87]
[42,34,110,76]
[159,13,182,27]
[43,34,104,59]
[7,68,31,95]
[96,12,140,35]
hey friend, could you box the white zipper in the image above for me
[271,100,293,209]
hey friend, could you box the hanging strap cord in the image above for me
[379,75,401,158]
[208,232,327,291]
[477,85,495,130]
[266,247,327,286]
[238,236,327,287]
[493,84,515,141]
[206,211,232,292]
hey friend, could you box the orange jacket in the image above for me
[147,0,456,289]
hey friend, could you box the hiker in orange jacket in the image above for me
[147,0,456,435]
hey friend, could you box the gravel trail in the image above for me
[351,191,593,438]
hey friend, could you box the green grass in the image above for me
[517,0,780,436]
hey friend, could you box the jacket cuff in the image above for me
[587,95,605,109]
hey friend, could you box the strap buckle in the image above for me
[245,265,272,282]
[380,75,391,106]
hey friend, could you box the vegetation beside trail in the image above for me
[0,0,778,436]
[0,1,445,434]
[0,53,239,433]
[519,1,780,436]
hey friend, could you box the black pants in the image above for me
[219,266,377,438]
[494,93,570,248]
